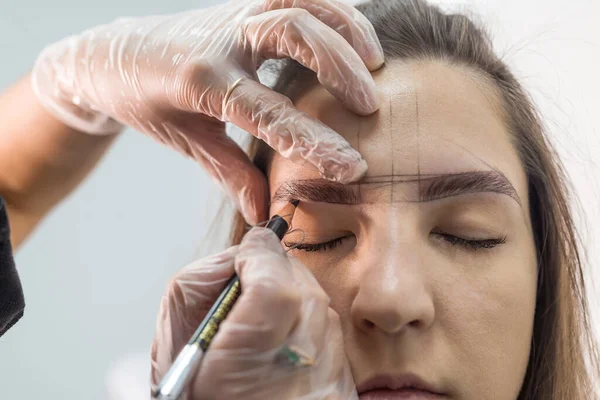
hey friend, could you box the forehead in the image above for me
[269,61,528,207]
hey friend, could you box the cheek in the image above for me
[437,250,537,398]
[286,247,358,324]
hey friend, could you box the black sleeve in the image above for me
[0,196,25,337]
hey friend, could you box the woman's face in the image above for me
[267,61,538,399]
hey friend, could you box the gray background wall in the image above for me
[0,0,598,399]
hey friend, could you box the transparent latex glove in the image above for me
[151,227,358,399]
[32,0,384,225]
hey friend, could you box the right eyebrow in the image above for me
[271,180,360,205]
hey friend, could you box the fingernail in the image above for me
[240,204,259,227]
[329,157,368,183]
[360,38,384,71]
[316,138,368,183]
[355,70,380,115]
[370,38,385,68]
[340,157,368,183]
[239,193,269,228]
[238,175,269,226]
[236,190,259,226]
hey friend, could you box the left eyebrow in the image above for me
[418,170,521,205]
[271,170,521,206]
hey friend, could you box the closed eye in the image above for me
[284,235,353,252]
[432,232,506,250]
[284,232,505,252]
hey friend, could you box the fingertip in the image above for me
[373,53,385,71]
[343,2,385,71]
[367,40,385,71]
[337,157,368,184]
[318,147,368,184]
[229,164,269,226]
[359,36,385,73]
[334,65,380,116]
[239,191,268,227]
[352,74,381,115]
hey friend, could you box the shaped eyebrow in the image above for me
[271,170,520,206]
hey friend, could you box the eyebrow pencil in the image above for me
[152,200,300,400]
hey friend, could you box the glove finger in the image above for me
[219,227,301,353]
[242,8,379,115]
[284,256,331,365]
[159,118,269,225]
[192,228,304,396]
[261,0,384,71]
[150,245,239,386]
[224,77,368,183]
[199,136,269,226]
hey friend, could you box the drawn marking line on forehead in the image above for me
[435,134,501,173]
[357,109,362,201]
[416,91,422,255]
[390,96,393,203]
[416,90,421,207]
[271,171,521,206]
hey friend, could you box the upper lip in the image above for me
[357,373,445,395]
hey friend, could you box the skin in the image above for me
[0,76,118,247]
[267,61,538,399]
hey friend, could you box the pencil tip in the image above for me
[290,199,300,207]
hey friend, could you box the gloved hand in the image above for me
[151,227,358,399]
[32,0,384,225]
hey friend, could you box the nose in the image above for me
[350,236,435,335]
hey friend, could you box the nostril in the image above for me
[363,319,375,329]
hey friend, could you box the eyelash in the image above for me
[284,236,350,252]
[285,233,506,252]
[433,233,507,250]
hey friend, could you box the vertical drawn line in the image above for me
[415,92,420,199]
[390,97,393,203]
[357,118,362,200]
[415,91,422,264]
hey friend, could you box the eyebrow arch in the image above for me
[271,170,521,206]
[419,171,521,205]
